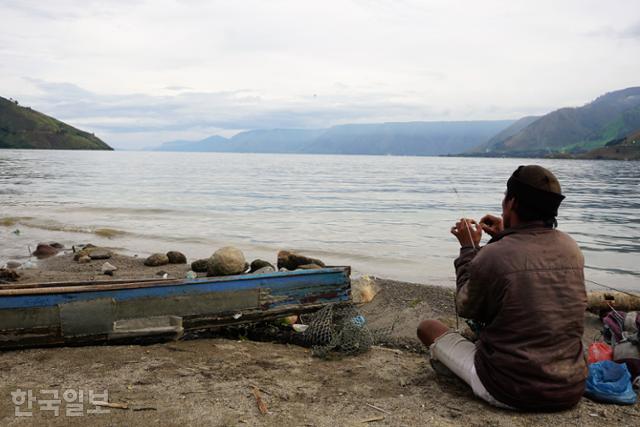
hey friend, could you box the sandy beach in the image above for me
[1,248,639,426]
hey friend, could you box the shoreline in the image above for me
[1,247,637,425]
[0,225,460,288]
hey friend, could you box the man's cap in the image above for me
[507,165,565,217]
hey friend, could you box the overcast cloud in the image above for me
[1,0,639,148]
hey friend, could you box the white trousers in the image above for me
[430,331,513,409]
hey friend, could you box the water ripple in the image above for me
[1,150,638,289]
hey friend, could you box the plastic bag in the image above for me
[588,342,613,364]
[584,360,637,405]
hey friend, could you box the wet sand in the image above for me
[0,250,638,426]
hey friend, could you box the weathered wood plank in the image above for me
[0,277,180,291]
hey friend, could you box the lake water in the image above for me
[1,150,639,291]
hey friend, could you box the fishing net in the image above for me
[186,302,393,359]
[300,303,387,359]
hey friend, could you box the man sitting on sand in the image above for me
[417,165,587,411]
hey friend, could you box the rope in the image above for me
[586,279,640,299]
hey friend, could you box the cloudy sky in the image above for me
[1,0,639,149]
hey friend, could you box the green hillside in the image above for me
[477,87,640,157]
[473,116,540,153]
[0,96,112,150]
[578,129,640,160]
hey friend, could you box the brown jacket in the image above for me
[455,223,587,411]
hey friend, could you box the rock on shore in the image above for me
[73,246,112,261]
[207,247,246,276]
[249,259,275,272]
[190,259,208,273]
[277,250,325,271]
[144,253,169,267]
[167,251,187,264]
[32,243,62,259]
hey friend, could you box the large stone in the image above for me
[49,242,64,249]
[77,255,91,264]
[144,253,169,267]
[89,249,112,260]
[207,247,246,276]
[250,259,275,273]
[32,243,60,259]
[191,259,209,273]
[166,251,187,264]
[277,251,325,271]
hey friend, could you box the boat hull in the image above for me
[0,267,351,350]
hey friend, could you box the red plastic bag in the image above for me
[588,342,613,364]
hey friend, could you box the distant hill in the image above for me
[472,116,540,153]
[0,96,111,150]
[578,129,640,160]
[154,129,325,153]
[153,120,513,156]
[305,121,514,155]
[476,87,640,156]
[152,135,231,152]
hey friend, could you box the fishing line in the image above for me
[452,188,477,250]
[451,187,479,331]
[585,279,640,298]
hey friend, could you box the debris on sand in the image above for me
[102,262,117,275]
[352,275,380,304]
[251,386,268,415]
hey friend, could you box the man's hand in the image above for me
[479,214,504,238]
[451,218,482,248]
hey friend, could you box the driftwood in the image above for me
[251,386,268,415]
[359,415,385,423]
[586,291,640,313]
[365,403,391,415]
[90,401,129,410]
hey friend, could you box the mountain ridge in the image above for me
[152,120,514,156]
[578,128,640,160]
[0,96,112,150]
[476,87,640,156]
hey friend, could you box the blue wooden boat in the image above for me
[0,267,351,349]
